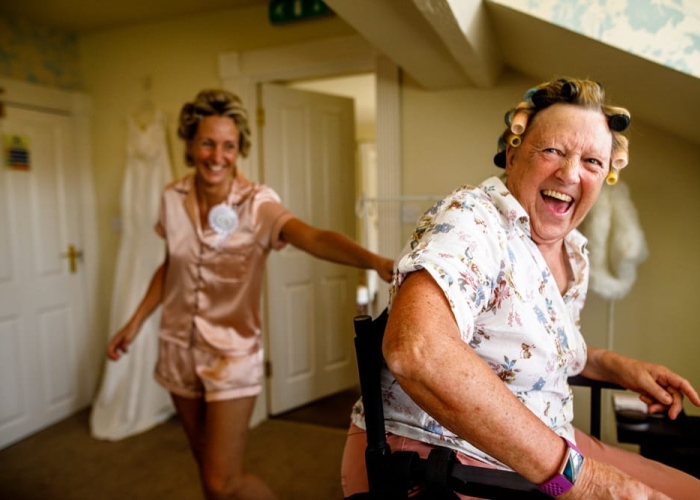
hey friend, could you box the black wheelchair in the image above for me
[345,309,620,499]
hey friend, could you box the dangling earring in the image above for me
[606,167,619,185]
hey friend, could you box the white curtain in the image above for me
[90,109,174,440]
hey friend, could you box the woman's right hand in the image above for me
[106,322,140,361]
[563,458,671,500]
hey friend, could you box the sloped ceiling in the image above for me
[325,0,700,146]
[488,2,700,148]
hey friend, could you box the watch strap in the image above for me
[537,437,584,497]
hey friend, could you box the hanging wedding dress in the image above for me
[90,108,175,440]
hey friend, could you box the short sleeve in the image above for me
[250,187,294,250]
[394,189,504,343]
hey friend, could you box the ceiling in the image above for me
[0,0,268,33]
[325,0,700,147]
[2,0,699,146]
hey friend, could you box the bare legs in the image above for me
[171,394,276,500]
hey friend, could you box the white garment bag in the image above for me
[90,109,174,440]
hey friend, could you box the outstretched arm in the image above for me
[581,346,700,419]
[279,217,394,282]
[106,257,168,361]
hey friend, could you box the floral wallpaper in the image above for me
[491,0,700,78]
[0,16,81,89]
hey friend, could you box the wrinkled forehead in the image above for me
[526,104,613,154]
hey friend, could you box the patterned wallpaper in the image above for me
[0,16,81,89]
[491,0,700,78]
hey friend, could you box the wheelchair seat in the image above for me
[345,308,620,500]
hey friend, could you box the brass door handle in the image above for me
[60,244,83,274]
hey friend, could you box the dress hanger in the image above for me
[132,75,156,130]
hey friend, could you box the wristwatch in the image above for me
[537,437,585,497]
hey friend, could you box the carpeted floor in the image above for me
[272,387,360,429]
[0,388,360,500]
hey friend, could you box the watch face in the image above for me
[563,448,585,484]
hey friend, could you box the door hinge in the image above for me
[257,107,265,128]
[265,360,272,378]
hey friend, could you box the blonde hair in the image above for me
[494,78,631,178]
[177,89,252,165]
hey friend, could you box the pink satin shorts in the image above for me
[154,334,263,402]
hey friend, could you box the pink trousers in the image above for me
[341,424,700,499]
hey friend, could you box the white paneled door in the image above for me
[262,83,359,415]
[0,104,90,449]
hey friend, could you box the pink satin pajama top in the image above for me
[155,173,294,356]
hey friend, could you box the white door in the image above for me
[262,83,359,415]
[0,104,91,449]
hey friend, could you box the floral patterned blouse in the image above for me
[351,176,589,469]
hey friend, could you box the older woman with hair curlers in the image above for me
[341,77,700,500]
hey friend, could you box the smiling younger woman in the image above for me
[106,89,394,500]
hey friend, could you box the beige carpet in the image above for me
[0,405,352,500]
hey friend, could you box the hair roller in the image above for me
[611,134,629,169]
[504,109,515,127]
[608,108,630,132]
[494,151,506,168]
[510,107,530,135]
[524,87,538,105]
[508,134,522,148]
[531,88,550,108]
[606,168,619,185]
[612,153,628,170]
[609,114,630,132]
[610,133,629,170]
[558,79,578,102]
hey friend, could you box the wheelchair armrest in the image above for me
[567,374,623,391]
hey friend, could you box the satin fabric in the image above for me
[155,172,293,361]
[154,335,264,402]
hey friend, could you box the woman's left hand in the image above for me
[614,357,700,419]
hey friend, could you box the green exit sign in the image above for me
[269,0,333,25]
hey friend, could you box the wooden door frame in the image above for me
[218,35,402,425]
[0,77,100,409]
